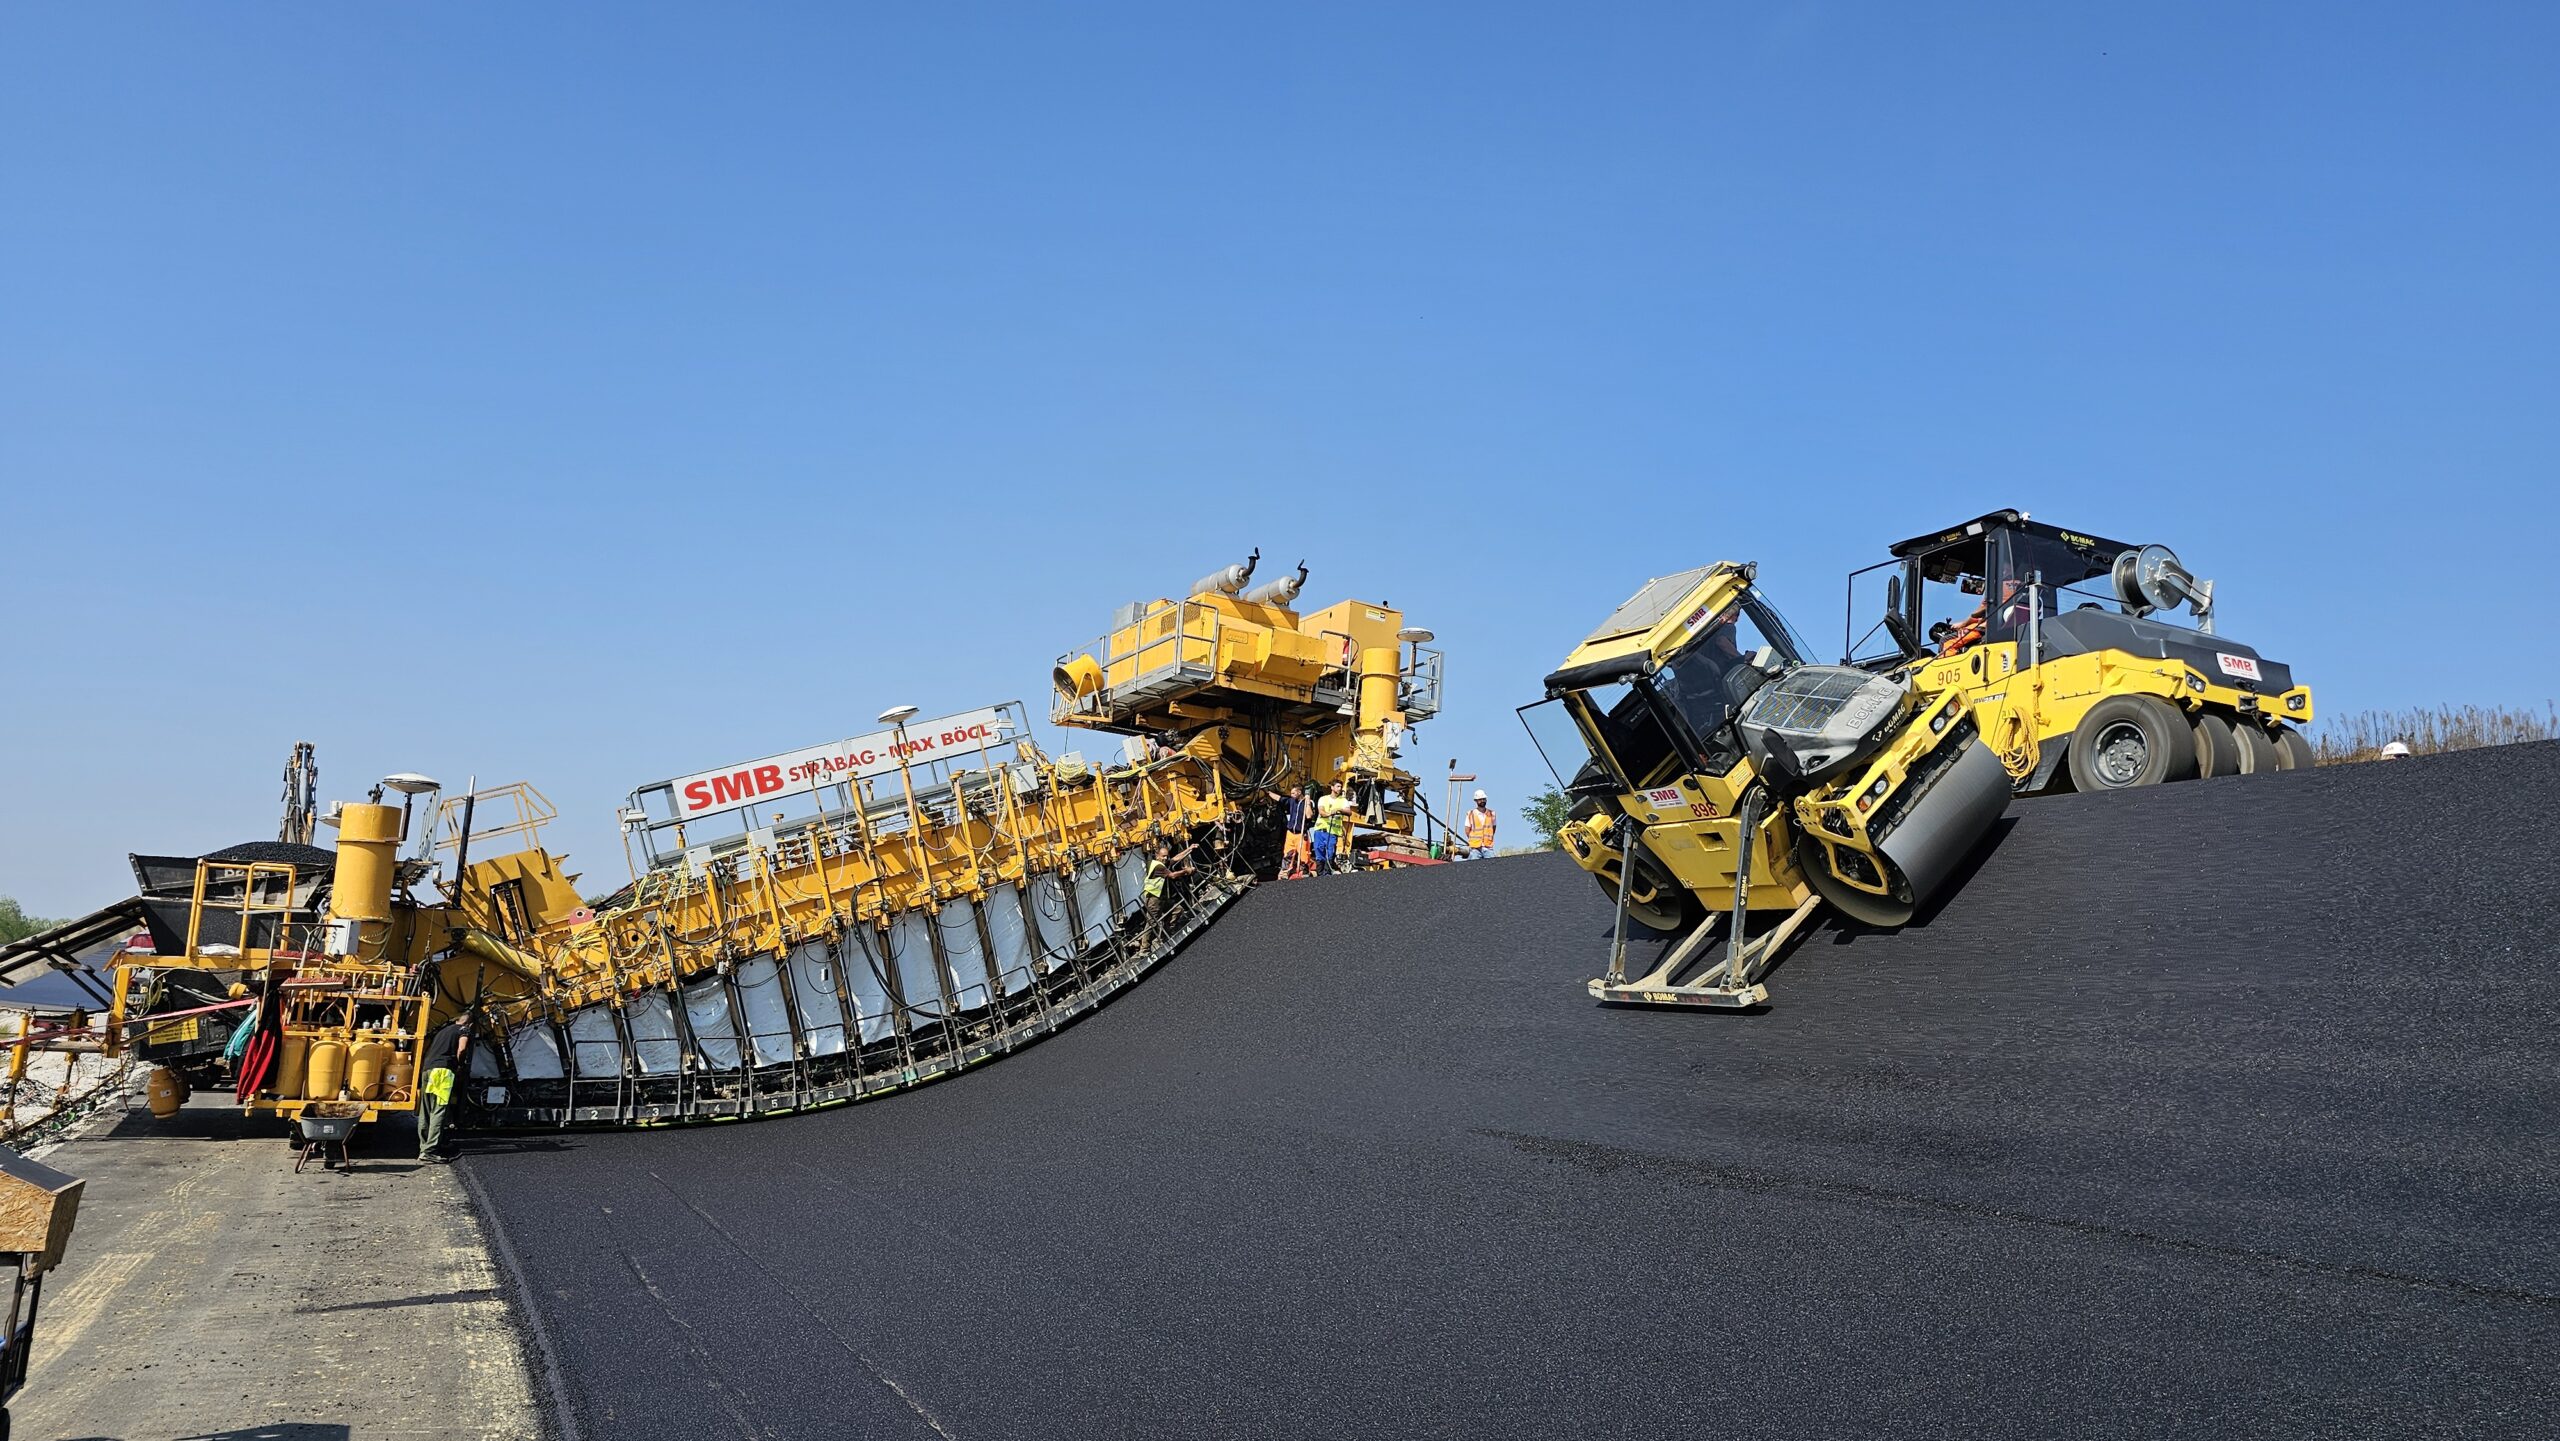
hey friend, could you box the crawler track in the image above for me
[465,743,2560,1439]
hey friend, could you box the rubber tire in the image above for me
[2271,726,2314,771]
[2066,695,2197,791]
[2230,722,2279,775]
[2192,712,2242,779]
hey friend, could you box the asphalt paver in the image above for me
[464,742,2560,1439]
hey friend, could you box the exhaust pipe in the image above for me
[1238,561,1308,608]
[1189,548,1259,598]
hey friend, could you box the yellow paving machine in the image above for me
[2,556,1441,1137]
[1523,563,2013,1008]
[1051,551,1444,867]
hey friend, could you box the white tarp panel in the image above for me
[509,1023,566,1080]
[735,956,795,1067]
[890,909,945,1022]
[1075,861,1114,945]
[787,940,849,1056]
[683,977,743,1071]
[625,992,683,1075]
[568,1007,624,1079]
[1030,873,1077,971]
[937,899,992,1011]
[982,884,1037,995]
[845,928,897,1044]
[1115,849,1147,914]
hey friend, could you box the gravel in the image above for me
[464,741,2560,1440]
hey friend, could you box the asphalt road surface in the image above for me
[466,742,2560,1440]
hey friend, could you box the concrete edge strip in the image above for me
[457,1156,589,1441]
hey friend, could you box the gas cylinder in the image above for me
[146,1067,187,1118]
[274,1033,312,1099]
[348,1036,392,1101]
[385,1049,417,1099]
[307,1038,349,1099]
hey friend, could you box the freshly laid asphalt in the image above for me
[465,743,2560,1440]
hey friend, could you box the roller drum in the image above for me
[1800,734,2010,928]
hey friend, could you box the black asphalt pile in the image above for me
[466,743,2560,1440]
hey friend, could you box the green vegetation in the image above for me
[1523,785,1573,851]
[0,896,59,945]
[2313,703,2558,764]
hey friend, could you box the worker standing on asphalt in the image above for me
[418,1015,471,1163]
[1281,784,1314,879]
[1311,783,1347,875]
[1462,789,1498,859]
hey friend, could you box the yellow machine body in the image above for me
[1533,563,1810,923]
[1527,561,2012,1007]
[1862,510,2315,792]
[1051,557,1444,860]
[76,554,1434,1131]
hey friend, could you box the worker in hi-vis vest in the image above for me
[1462,789,1497,858]
[418,1016,471,1162]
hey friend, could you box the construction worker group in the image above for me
[1275,781,1497,879]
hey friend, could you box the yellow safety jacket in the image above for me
[1464,808,1497,850]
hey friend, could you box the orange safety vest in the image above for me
[1464,807,1497,849]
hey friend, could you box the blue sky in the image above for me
[4,3,2554,914]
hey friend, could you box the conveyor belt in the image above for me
[463,743,2560,1440]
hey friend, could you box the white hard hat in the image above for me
[2381,741,2411,758]
[1474,789,1488,800]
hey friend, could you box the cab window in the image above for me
[1993,530,2117,638]
[1645,599,1793,776]
[1579,681,1685,791]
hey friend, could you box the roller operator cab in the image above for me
[1521,562,2012,1007]
[1846,511,2317,794]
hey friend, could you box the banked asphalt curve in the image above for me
[462,741,2560,1440]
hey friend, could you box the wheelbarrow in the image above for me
[294,1107,363,1173]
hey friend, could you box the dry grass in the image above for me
[2312,703,2559,765]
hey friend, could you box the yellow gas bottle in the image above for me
[385,1049,417,1100]
[348,1036,392,1101]
[274,1034,312,1099]
[146,1067,187,1118]
[306,1038,349,1099]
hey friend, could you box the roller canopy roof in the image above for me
[1887,510,2138,562]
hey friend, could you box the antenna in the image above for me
[280,742,318,847]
